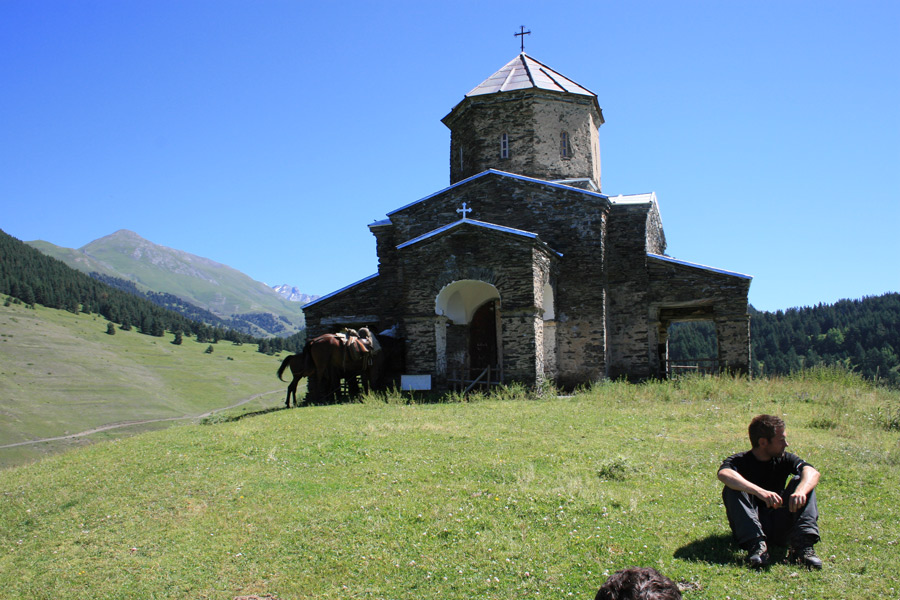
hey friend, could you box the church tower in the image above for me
[442,53,605,190]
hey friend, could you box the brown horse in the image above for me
[306,327,381,403]
[279,327,382,405]
[277,348,315,408]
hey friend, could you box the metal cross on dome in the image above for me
[515,26,531,53]
[457,202,472,219]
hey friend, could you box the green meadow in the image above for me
[2,340,899,598]
[0,302,287,467]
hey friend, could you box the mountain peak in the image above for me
[84,229,148,250]
[28,230,310,335]
[108,229,144,240]
[272,284,320,304]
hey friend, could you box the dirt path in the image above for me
[0,389,284,449]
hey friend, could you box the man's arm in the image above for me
[788,465,820,512]
[718,467,784,508]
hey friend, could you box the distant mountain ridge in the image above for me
[271,284,319,305]
[27,230,311,337]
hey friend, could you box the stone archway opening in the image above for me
[657,305,718,378]
[436,280,500,324]
[665,320,719,377]
[435,280,501,381]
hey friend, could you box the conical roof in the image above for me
[465,53,596,98]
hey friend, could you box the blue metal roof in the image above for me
[397,218,534,249]
[648,253,752,280]
[301,273,379,308]
[386,169,607,217]
[396,217,563,257]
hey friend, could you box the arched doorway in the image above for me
[435,280,501,379]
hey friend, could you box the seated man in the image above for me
[594,567,681,600]
[718,414,822,569]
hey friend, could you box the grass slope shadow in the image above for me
[674,533,741,565]
[200,405,287,425]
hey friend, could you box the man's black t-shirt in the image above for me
[719,451,811,492]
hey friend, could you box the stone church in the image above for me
[302,53,751,390]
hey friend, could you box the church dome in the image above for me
[442,54,604,189]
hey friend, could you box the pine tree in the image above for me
[151,320,165,337]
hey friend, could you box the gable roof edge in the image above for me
[386,169,608,217]
[302,273,379,309]
[397,217,562,257]
[648,253,752,280]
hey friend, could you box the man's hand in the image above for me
[788,490,808,512]
[788,465,820,512]
[719,467,784,508]
[757,488,783,509]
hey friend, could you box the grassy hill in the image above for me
[0,301,291,468]
[1,360,898,597]
[28,229,306,336]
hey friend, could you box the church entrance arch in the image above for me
[435,280,501,377]
[435,280,500,325]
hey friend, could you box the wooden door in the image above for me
[469,301,497,368]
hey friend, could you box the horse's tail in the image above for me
[277,354,293,381]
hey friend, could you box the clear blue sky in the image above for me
[2,1,898,313]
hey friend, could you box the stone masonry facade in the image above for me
[302,53,751,391]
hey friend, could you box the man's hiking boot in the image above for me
[747,540,769,568]
[789,543,823,569]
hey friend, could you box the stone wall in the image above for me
[444,91,602,188]
[543,320,558,380]
[360,173,610,388]
[606,203,653,379]
[647,256,752,376]
[647,258,751,316]
[716,317,751,375]
[302,275,384,339]
[370,222,402,322]
[309,176,750,386]
[393,225,557,386]
[645,201,666,255]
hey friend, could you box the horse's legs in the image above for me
[331,372,342,403]
[347,375,360,398]
[361,364,372,395]
[287,375,300,407]
[316,368,333,404]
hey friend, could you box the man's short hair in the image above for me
[748,414,785,448]
[595,567,682,600]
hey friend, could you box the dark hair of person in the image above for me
[595,567,682,600]
[748,414,785,448]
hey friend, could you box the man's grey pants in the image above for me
[722,476,820,548]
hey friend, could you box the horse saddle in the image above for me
[333,331,370,362]
[345,336,370,362]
